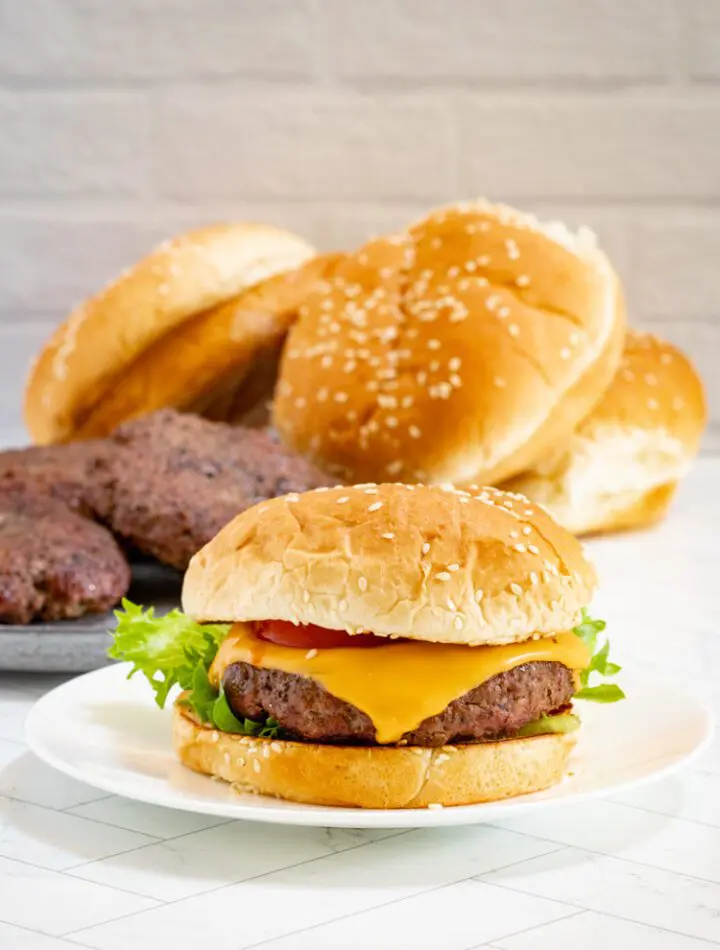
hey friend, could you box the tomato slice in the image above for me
[255,619,385,649]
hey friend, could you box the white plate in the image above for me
[26,663,713,829]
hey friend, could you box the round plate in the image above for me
[26,663,713,829]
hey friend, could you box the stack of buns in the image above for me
[24,201,706,536]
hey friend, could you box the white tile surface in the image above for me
[0,922,85,949]
[493,800,720,883]
[0,457,719,948]
[482,849,720,942]
[66,796,231,838]
[249,880,577,950]
[0,856,158,935]
[69,821,404,901]
[0,796,157,871]
[0,741,108,811]
[492,911,717,950]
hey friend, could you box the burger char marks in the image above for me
[222,660,575,747]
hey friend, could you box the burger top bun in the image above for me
[24,223,316,444]
[272,200,625,486]
[503,330,707,534]
[183,482,596,647]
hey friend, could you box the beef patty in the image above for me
[222,660,575,746]
[96,410,335,570]
[0,439,111,518]
[0,489,130,624]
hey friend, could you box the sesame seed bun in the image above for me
[182,483,596,647]
[173,700,576,809]
[272,200,625,485]
[503,331,707,535]
[24,223,316,444]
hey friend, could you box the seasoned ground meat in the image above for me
[96,410,334,570]
[223,660,575,746]
[0,439,111,518]
[0,489,130,623]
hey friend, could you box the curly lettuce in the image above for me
[572,611,624,703]
[108,600,281,736]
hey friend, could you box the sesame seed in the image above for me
[430,237,442,249]
[509,530,520,539]
[358,576,368,592]
[516,274,531,287]
[494,376,507,388]
[528,544,540,555]
[336,496,350,504]
[386,416,398,428]
[368,501,383,512]
[522,526,532,535]
[427,339,441,350]
[647,398,659,410]
[465,260,477,273]
[409,425,422,439]
[530,572,539,585]
[302,590,311,603]
[386,460,404,475]
[321,355,333,368]
[334,392,349,403]
[436,572,451,581]
[447,598,457,611]
[448,357,462,371]
[454,616,464,631]
[427,803,444,811]
[448,266,460,278]
[645,373,658,386]
[475,589,484,602]
[514,543,527,553]
[422,542,431,555]
[381,532,395,540]
[253,760,261,774]
[510,583,523,595]
[508,324,520,337]
[497,307,510,319]
[450,374,463,388]
[660,352,673,365]
[448,563,459,572]
[560,348,571,360]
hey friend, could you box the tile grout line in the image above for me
[457,908,588,950]
[61,828,416,936]
[475,872,720,945]
[486,819,720,889]
[239,872,581,950]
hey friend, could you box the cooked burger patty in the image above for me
[222,661,575,746]
[0,490,131,623]
[97,410,334,570]
[0,439,111,518]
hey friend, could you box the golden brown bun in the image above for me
[273,200,625,485]
[183,482,596,646]
[503,331,707,535]
[173,701,575,809]
[25,223,316,444]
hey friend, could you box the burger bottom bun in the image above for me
[173,702,576,810]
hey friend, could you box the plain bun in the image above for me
[173,701,576,809]
[25,223,316,444]
[503,331,707,534]
[273,200,625,485]
[183,482,596,647]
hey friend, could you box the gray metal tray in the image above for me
[0,563,183,673]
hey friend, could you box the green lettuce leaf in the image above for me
[573,609,624,703]
[516,712,580,737]
[109,600,283,737]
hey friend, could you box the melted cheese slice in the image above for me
[210,625,591,744]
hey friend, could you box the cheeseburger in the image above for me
[111,483,622,809]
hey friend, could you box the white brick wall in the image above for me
[0,0,718,451]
